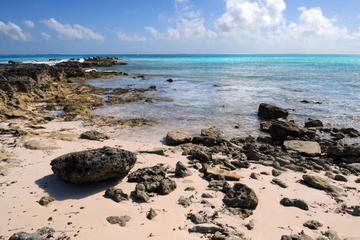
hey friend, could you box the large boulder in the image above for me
[50,147,136,184]
[166,130,192,146]
[223,183,258,209]
[258,103,288,120]
[284,140,321,155]
[327,142,360,160]
[269,120,316,143]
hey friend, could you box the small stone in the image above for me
[80,130,109,141]
[260,171,270,175]
[188,224,221,234]
[38,196,55,206]
[147,208,157,220]
[201,193,214,198]
[271,178,288,188]
[250,172,259,179]
[178,196,192,208]
[190,213,206,224]
[184,186,195,191]
[245,219,255,230]
[175,161,192,178]
[355,178,360,183]
[280,197,309,211]
[166,130,192,146]
[334,174,347,182]
[272,169,282,177]
[106,215,131,227]
[104,187,129,202]
[303,220,323,230]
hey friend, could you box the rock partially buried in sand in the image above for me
[303,220,323,230]
[104,187,129,202]
[50,147,136,184]
[284,140,321,155]
[281,233,313,240]
[280,197,309,211]
[24,140,60,150]
[188,224,222,234]
[258,103,288,120]
[38,196,55,206]
[106,215,131,227]
[223,183,258,210]
[80,130,109,141]
[175,161,192,177]
[302,175,342,195]
[166,130,192,146]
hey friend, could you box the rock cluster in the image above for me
[127,164,176,201]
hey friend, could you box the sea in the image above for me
[1,54,360,140]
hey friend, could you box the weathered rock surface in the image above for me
[80,130,109,141]
[305,119,323,128]
[223,183,258,210]
[188,224,222,234]
[24,140,59,150]
[104,187,129,202]
[166,130,192,146]
[178,196,192,208]
[303,220,323,230]
[189,213,206,224]
[206,167,241,181]
[284,140,321,155]
[175,161,192,177]
[128,164,176,200]
[106,215,131,227]
[280,197,309,211]
[147,208,157,220]
[281,233,313,240]
[270,120,315,143]
[258,103,288,120]
[38,196,55,206]
[302,175,341,195]
[51,146,136,184]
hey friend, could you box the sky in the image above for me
[1,0,360,54]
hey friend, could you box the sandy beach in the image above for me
[0,118,359,240]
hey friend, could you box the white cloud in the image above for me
[41,32,51,40]
[145,0,216,41]
[0,21,29,41]
[24,20,35,29]
[117,31,146,42]
[216,0,286,33]
[285,7,350,40]
[40,18,104,41]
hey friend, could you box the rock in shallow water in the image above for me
[258,103,288,120]
[50,146,136,184]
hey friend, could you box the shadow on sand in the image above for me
[35,174,122,201]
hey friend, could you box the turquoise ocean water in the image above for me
[1,54,360,137]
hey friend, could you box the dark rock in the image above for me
[189,147,212,163]
[281,234,313,240]
[305,119,323,128]
[271,178,288,188]
[201,193,214,198]
[355,178,360,183]
[269,120,316,143]
[185,186,195,191]
[178,196,192,208]
[250,172,259,179]
[175,161,192,177]
[38,196,55,206]
[80,130,109,141]
[104,187,129,202]
[245,220,255,230]
[9,232,46,240]
[303,220,323,230]
[128,164,176,199]
[272,169,282,177]
[36,227,55,238]
[334,174,347,182]
[258,103,288,120]
[223,183,258,210]
[166,78,174,83]
[147,208,157,220]
[280,197,309,211]
[192,126,227,146]
[166,130,192,146]
[51,147,136,184]
[106,215,131,227]
[189,213,206,224]
[327,142,360,160]
[302,175,342,195]
[348,206,360,216]
[188,224,221,234]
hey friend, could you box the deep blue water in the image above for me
[1,54,360,137]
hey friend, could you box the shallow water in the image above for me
[2,54,360,139]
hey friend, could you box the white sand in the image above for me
[0,120,359,240]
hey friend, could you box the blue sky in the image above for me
[1,0,360,54]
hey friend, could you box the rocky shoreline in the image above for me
[0,58,359,240]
